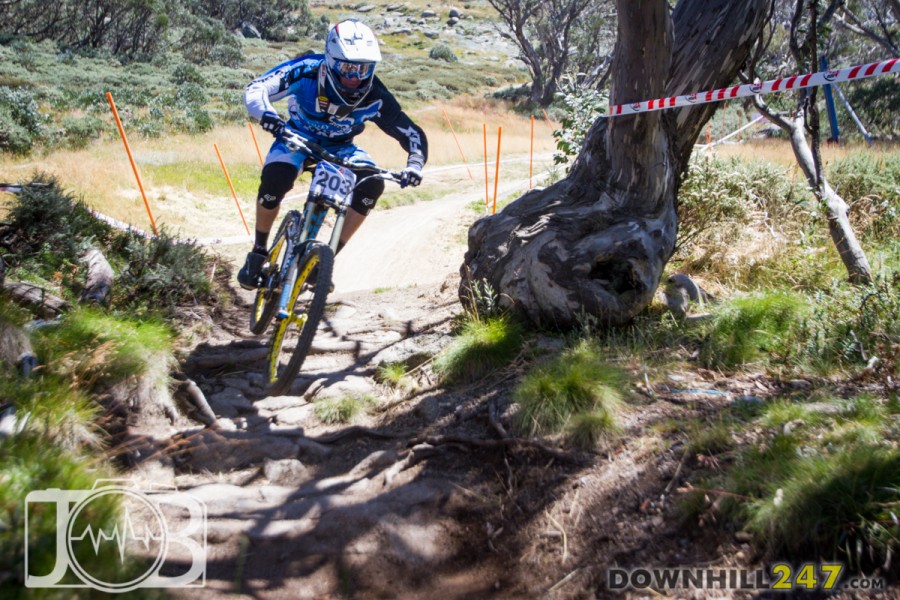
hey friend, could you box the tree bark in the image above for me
[460,0,771,326]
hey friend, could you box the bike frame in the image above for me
[272,131,401,319]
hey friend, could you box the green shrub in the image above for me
[513,340,625,447]
[795,274,900,372]
[5,178,220,315]
[175,82,207,107]
[551,76,607,167]
[428,43,458,62]
[61,114,107,149]
[171,63,206,85]
[0,86,47,154]
[677,156,799,259]
[828,151,900,243]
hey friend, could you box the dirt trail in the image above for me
[135,172,760,599]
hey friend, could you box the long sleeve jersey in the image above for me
[245,54,427,169]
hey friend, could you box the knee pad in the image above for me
[350,175,385,216]
[257,162,299,209]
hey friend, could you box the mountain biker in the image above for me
[238,18,428,289]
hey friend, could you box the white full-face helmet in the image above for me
[321,19,382,108]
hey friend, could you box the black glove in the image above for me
[400,159,423,188]
[260,111,285,137]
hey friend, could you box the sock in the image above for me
[253,230,269,253]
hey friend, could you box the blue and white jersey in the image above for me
[245,54,427,168]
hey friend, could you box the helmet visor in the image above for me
[332,59,374,80]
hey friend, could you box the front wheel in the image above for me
[264,242,334,396]
[249,215,293,335]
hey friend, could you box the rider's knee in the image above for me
[258,162,299,209]
[350,176,384,216]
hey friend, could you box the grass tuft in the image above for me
[313,395,376,425]
[434,316,524,384]
[375,362,414,390]
[513,340,625,447]
[746,447,900,567]
[701,292,808,369]
[32,308,174,391]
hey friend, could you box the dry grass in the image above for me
[0,101,557,244]
[712,137,894,168]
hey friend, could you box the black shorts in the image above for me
[257,161,385,216]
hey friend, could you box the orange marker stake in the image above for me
[492,126,502,215]
[541,108,553,129]
[106,92,158,236]
[442,108,473,179]
[529,114,535,190]
[249,122,264,166]
[707,120,712,145]
[483,123,489,207]
[214,144,252,238]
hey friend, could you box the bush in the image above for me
[171,63,206,85]
[428,43,458,62]
[61,114,107,149]
[5,178,220,315]
[677,156,799,260]
[0,86,47,154]
[33,309,175,390]
[828,151,900,243]
[551,77,607,166]
[795,274,900,372]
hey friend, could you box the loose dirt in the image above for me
[126,169,885,600]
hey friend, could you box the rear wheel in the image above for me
[249,215,293,335]
[264,242,334,396]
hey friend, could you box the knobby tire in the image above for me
[249,215,292,335]
[264,242,333,396]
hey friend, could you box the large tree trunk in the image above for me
[460,0,771,326]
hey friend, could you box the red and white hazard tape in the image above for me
[607,58,899,117]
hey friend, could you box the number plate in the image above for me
[309,162,356,205]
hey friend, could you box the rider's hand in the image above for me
[400,163,423,188]
[260,111,285,137]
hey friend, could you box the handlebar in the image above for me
[281,129,404,185]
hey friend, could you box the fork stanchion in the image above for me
[249,122,264,167]
[106,91,158,236]
[441,108,474,180]
[214,143,252,238]
[492,126,502,215]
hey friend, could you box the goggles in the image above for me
[332,59,374,80]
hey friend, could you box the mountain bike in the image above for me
[249,129,403,396]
